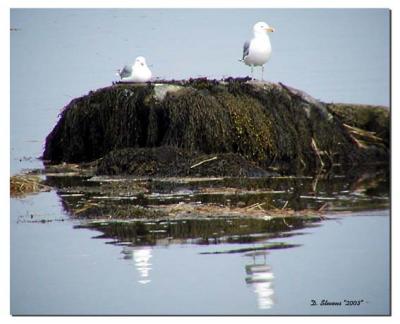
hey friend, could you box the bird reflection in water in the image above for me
[245,251,274,309]
[122,246,153,285]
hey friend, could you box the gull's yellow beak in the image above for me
[265,27,275,33]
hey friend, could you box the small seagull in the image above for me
[116,56,152,83]
[241,22,275,80]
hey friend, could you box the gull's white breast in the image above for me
[244,37,272,66]
[131,66,152,82]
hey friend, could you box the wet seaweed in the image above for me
[96,146,274,177]
[54,167,389,220]
[43,78,389,175]
[327,103,389,146]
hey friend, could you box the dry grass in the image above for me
[10,174,50,198]
[157,201,325,219]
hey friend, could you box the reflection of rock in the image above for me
[123,246,153,285]
[76,217,320,246]
[245,252,274,310]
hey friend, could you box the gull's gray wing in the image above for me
[118,65,132,78]
[242,40,250,60]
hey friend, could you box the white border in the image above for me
[1,0,398,8]
[2,1,397,323]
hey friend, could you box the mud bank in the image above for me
[43,78,389,176]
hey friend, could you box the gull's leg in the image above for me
[251,66,254,80]
[261,65,264,81]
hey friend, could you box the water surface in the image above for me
[11,193,389,315]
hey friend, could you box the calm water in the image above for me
[10,9,390,315]
[11,192,389,315]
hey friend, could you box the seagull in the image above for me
[241,22,275,80]
[116,56,152,83]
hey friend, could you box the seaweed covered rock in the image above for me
[43,78,389,175]
[327,103,390,146]
[96,146,273,177]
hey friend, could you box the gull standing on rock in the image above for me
[117,56,152,83]
[241,22,275,80]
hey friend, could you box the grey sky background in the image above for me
[10,9,389,173]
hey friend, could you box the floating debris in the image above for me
[42,165,389,220]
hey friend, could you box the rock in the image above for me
[326,103,389,146]
[43,78,389,175]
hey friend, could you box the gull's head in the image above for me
[253,21,275,35]
[135,56,147,67]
